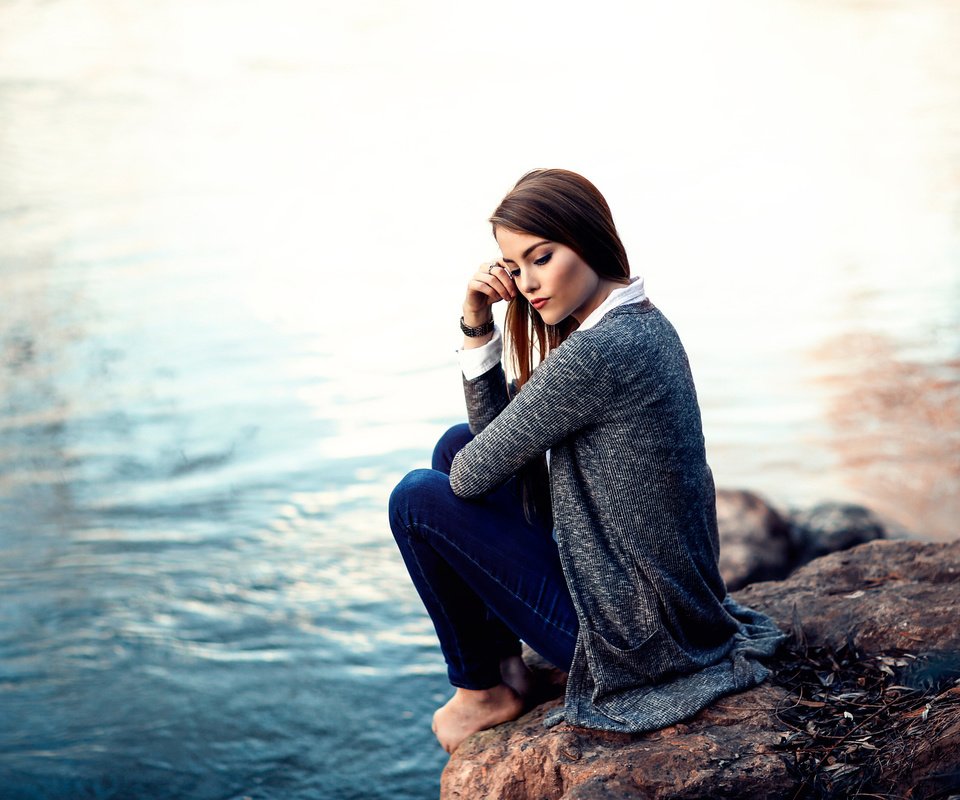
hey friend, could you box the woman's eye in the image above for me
[509,267,521,278]
[533,252,552,266]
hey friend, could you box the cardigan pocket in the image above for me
[583,627,700,711]
[583,628,660,706]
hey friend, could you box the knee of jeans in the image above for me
[388,468,447,536]
[431,422,474,472]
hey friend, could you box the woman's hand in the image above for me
[462,262,517,325]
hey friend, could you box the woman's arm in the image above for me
[450,334,613,498]
[462,355,510,434]
[460,262,514,350]
[457,262,516,433]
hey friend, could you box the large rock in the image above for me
[441,684,795,800]
[786,501,888,564]
[716,489,796,590]
[737,538,959,654]
[441,540,960,800]
[716,490,887,590]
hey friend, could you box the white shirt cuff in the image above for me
[458,324,503,380]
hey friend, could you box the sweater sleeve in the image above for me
[462,360,511,435]
[458,325,503,380]
[450,334,612,498]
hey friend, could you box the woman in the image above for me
[388,169,784,754]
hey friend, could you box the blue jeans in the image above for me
[388,423,578,689]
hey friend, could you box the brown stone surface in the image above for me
[441,684,796,800]
[441,540,960,800]
[737,539,960,653]
[716,489,795,590]
[716,490,887,591]
[786,501,888,563]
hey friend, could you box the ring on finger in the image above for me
[487,262,498,275]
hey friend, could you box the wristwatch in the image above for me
[460,315,495,337]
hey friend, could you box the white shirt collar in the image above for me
[576,275,647,332]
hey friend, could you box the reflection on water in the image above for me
[0,0,958,797]
[812,332,960,539]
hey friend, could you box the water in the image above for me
[1,1,958,797]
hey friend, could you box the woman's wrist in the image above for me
[461,307,494,349]
[460,316,494,337]
[462,307,493,328]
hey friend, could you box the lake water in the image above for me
[1,1,957,798]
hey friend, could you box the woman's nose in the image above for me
[515,269,538,294]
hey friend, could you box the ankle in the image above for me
[454,683,515,703]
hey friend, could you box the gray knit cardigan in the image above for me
[449,300,785,733]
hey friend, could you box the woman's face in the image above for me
[494,227,608,326]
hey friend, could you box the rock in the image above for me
[716,489,795,590]
[441,540,960,800]
[786,501,887,564]
[736,539,958,654]
[441,684,795,800]
[715,491,888,591]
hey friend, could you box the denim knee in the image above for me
[388,468,447,538]
[431,423,473,473]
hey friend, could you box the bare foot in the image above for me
[499,654,535,705]
[431,684,523,754]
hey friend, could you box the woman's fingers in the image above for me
[466,278,505,307]
[488,262,517,299]
[464,263,517,315]
[471,263,516,303]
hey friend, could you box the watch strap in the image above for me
[460,315,495,337]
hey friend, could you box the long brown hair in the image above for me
[489,168,631,526]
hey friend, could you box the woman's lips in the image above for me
[531,298,549,310]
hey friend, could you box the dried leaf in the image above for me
[832,764,859,778]
[791,603,807,650]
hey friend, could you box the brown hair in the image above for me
[489,168,631,526]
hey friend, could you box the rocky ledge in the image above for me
[715,489,890,590]
[441,539,960,800]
